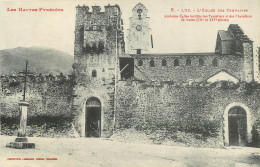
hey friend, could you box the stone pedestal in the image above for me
[6,101,35,149]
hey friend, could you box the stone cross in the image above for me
[18,101,29,137]
[6,60,35,148]
[17,60,32,137]
[18,60,32,101]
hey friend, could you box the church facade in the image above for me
[71,3,259,146]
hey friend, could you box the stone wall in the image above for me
[115,80,260,146]
[0,74,74,119]
[133,54,244,82]
[0,74,74,137]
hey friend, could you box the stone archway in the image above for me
[228,107,247,146]
[223,103,252,146]
[85,97,101,137]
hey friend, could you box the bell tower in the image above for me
[127,3,152,54]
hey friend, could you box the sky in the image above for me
[0,0,259,57]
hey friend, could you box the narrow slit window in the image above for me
[150,59,155,67]
[212,58,218,67]
[174,59,179,67]
[92,70,97,77]
[79,27,84,44]
[199,58,204,66]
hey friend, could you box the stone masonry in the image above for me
[1,3,260,147]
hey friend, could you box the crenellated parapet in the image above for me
[0,73,74,83]
[0,73,75,96]
[75,4,121,15]
[74,4,124,57]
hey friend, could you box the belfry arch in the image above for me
[223,103,252,146]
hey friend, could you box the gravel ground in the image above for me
[0,135,259,167]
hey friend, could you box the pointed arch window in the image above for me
[199,58,204,66]
[85,43,91,53]
[150,59,155,67]
[186,58,191,66]
[174,59,179,67]
[162,59,167,66]
[212,58,218,67]
[91,43,97,53]
[138,60,143,66]
[98,42,104,54]
[92,70,97,77]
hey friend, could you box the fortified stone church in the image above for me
[1,3,260,147]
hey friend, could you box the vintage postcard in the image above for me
[0,0,260,167]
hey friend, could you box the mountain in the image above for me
[0,47,73,75]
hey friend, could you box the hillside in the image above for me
[0,47,73,75]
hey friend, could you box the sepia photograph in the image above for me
[0,0,260,166]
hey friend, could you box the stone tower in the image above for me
[72,5,125,137]
[73,5,125,81]
[127,3,152,54]
[215,24,254,82]
[227,25,254,83]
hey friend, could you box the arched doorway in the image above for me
[85,97,101,137]
[223,103,252,146]
[228,107,247,146]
